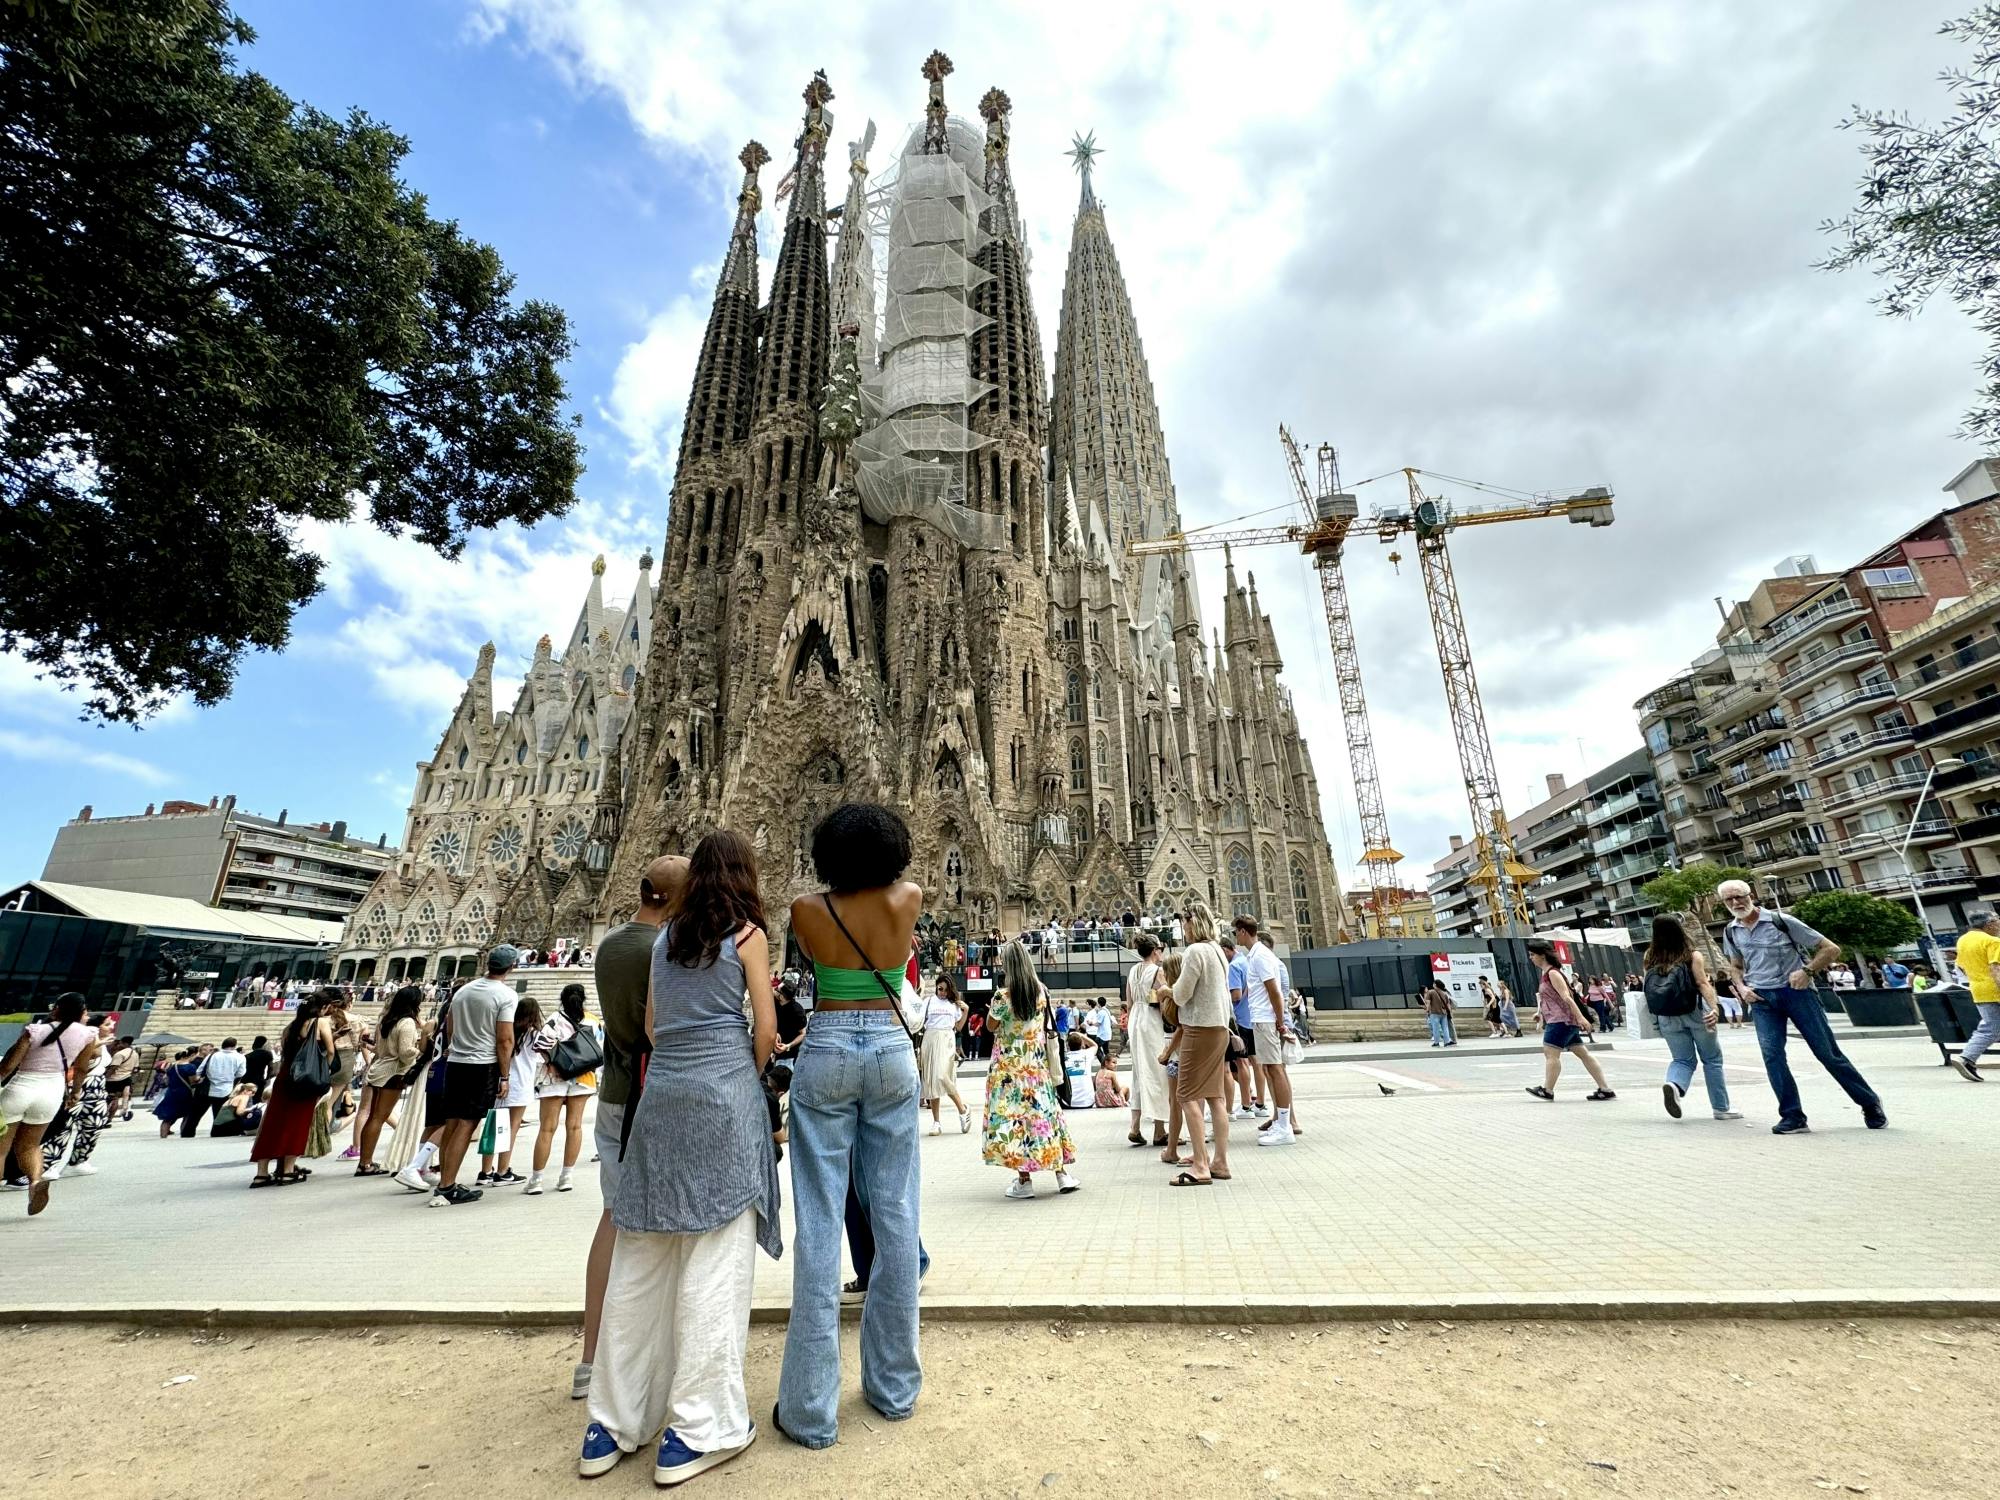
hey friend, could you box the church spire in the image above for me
[1066,130,1101,211]
[980,87,1021,240]
[753,75,834,425]
[674,141,765,470]
[921,50,953,155]
[719,140,768,295]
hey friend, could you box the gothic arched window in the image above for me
[1227,847,1254,912]
[1066,671,1082,723]
[1291,856,1313,943]
[1095,733,1108,782]
[1069,738,1086,792]
[1092,674,1104,718]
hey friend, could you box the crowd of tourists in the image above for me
[9,823,1987,1487]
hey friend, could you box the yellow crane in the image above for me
[1130,452,1614,936]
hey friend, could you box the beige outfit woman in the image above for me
[1170,940,1232,1102]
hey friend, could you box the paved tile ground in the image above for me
[5,1031,1995,1312]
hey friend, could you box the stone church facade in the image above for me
[333,556,653,984]
[602,55,1347,949]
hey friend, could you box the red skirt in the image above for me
[250,1084,316,1162]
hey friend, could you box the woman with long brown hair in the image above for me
[354,985,426,1176]
[1641,916,1739,1121]
[580,828,778,1485]
[1167,901,1233,1184]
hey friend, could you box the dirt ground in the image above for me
[6,1317,1994,1499]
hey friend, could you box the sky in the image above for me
[1,0,1990,897]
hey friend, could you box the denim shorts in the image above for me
[1542,1021,1583,1050]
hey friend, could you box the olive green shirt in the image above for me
[593,921,657,1107]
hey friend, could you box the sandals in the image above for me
[249,1175,279,1188]
[354,1164,387,1178]
[1525,1086,1555,1101]
[1209,1168,1232,1180]
[1169,1171,1212,1187]
[1127,1131,1145,1146]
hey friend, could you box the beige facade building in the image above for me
[42,796,395,926]
[1637,460,2000,943]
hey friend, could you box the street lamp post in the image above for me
[1899,755,1965,972]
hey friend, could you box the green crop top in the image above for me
[811,959,905,1002]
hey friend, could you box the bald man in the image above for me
[571,854,688,1402]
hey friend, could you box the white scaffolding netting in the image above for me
[853,118,1009,552]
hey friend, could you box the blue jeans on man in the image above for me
[1750,986,1882,1127]
[1656,1011,1730,1113]
[777,1011,923,1448]
[1426,1013,1450,1046]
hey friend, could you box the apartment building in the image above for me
[1634,460,2000,941]
[40,795,398,926]
[1426,751,1670,941]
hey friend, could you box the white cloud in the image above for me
[297,491,657,721]
[0,728,169,786]
[603,292,710,475]
[471,0,1987,885]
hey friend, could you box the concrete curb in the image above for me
[14,1291,2000,1329]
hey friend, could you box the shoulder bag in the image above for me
[288,1024,334,1098]
[549,1014,605,1080]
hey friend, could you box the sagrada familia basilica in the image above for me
[336,54,1345,984]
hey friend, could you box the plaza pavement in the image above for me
[5,1030,1996,1321]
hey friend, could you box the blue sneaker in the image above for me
[578,1421,623,1478]
[655,1422,756,1486]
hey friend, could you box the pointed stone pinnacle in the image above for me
[922,49,954,83]
[739,140,771,174]
[979,86,1011,122]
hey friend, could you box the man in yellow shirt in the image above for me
[1951,909,2000,1082]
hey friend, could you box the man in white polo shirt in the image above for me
[1233,917,1299,1145]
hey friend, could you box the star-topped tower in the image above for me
[1066,129,1101,208]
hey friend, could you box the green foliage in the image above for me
[1819,7,2000,447]
[1791,890,1924,958]
[1638,864,1755,925]
[819,333,862,450]
[0,0,582,722]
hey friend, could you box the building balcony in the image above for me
[1857,869,1976,897]
[1590,815,1669,856]
[1818,770,1931,817]
[1733,791,1813,834]
[1766,595,1867,650]
[1761,840,1833,874]
[1538,863,1602,899]
[1791,681,1897,732]
[1685,756,1723,783]
[1807,726,1916,772]
[229,857,376,896]
[1955,811,2000,847]
[1716,713,1790,753]
[219,883,353,916]
[1831,820,1953,858]
[1914,692,2000,745]
[1599,853,1665,884]
[1894,633,2000,700]
[1732,756,1801,795]
[1585,788,1661,827]
[1776,639,1883,695]
[1635,679,1699,718]
[1697,673,1779,727]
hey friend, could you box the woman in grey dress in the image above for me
[579,829,780,1487]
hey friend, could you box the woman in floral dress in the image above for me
[981,940,1079,1200]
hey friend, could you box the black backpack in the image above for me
[1643,962,1699,1017]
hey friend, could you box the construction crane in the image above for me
[1131,456,1614,937]
[1275,429,1405,931]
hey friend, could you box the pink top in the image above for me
[1536,970,1578,1025]
[15,1020,96,1074]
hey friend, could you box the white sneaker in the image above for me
[1055,1170,1079,1194]
[1231,1106,1257,1120]
[928,1119,942,1136]
[43,1165,62,1182]
[525,1174,545,1196]
[1005,1178,1035,1200]
[393,1165,430,1193]
[0,1181,24,1192]
[570,1362,592,1400]
[958,1108,972,1134]
[556,1169,574,1192]
[63,1162,97,1176]
[1257,1124,1296,1147]
[1713,1109,1743,1120]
